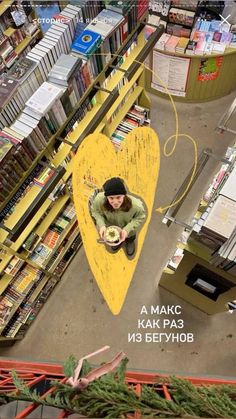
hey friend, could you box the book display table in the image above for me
[146,47,236,102]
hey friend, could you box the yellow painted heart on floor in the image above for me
[72,127,160,315]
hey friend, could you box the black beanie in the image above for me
[103,177,127,196]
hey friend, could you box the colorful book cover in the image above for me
[71,30,102,56]
[7,57,37,83]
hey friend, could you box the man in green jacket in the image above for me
[90,177,146,257]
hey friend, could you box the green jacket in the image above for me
[90,192,146,237]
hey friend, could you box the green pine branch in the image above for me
[0,358,235,418]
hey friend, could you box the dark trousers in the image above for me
[111,235,136,251]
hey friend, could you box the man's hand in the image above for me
[99,226,106,239]
[120,229,128,242]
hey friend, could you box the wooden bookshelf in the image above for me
[15,30,41,55]
[0,273,12,294]
[106,86,144,136]
[35,194,70,238]
[28,275,52,304]
[3,27,17,37]
[0,12,164,344]
[48,230,82,275]
[0,0,14,17]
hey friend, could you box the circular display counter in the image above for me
[146,47,236,102]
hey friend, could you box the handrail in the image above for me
[162,148,236,227]
[163,148,212,227]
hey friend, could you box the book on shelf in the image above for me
[171,0,198,11]
[42,230,60,249]
[34,167,56,187]
[3,126,36,161]
[30,243,53,267]
[0,2,83,129]
[166,23,191,38]
[71,29,102,56]
[4,256,24,276]
[53,14,75,42]
[86,8,125,39]
[10,120,44,154]
[168,7,195,27]
[202,195,236,242]
[105,0,139,33]
[26,81,63,115]
[48,53,82,83]
[167,247,184,271]
[22,231,39,251]
[111,104,150,149]
[220,166,236,202]
[7,56,38,83]
[0,75,18,109]
[85,8,125,63]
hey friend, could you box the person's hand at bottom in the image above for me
[99,226,106,239]
[120,229,128,242]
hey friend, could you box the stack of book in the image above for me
[210,224,236,276]
[208,166,236,275]
[0,4,83,130]
[0,265,41,330]
[0,163,43,216]
[48,53,86,109]
[201,195,236,248]
[191,144,236,277]
[34,167,56,188]
[168,7,195,27]
[171,0,198,11]
[165,35,179,52]
[0,74,19,109]
[71,28,102,78]
[77,0,104,23]
[85,8,126,65]
[29,202,76,267]
[190,18,236,54]
[105,0,139,33]
[4,256,24,276]
[111,104,150,149]
[25,81,69,129]
[0,39,17,66]
[3,300,32,338]
[0,131,36,202]
[175,37,189,53]
[2,80,73,170]
[166,23,191,38]
[49,227,81,276]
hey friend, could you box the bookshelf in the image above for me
[159,145,236,314]
[0,1,15,17]
[0,4,163,344]
[0,0,42,74]
[14,30,41,55]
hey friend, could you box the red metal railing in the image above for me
[0,359,236,418]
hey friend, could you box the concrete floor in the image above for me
[1,91,236,378]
